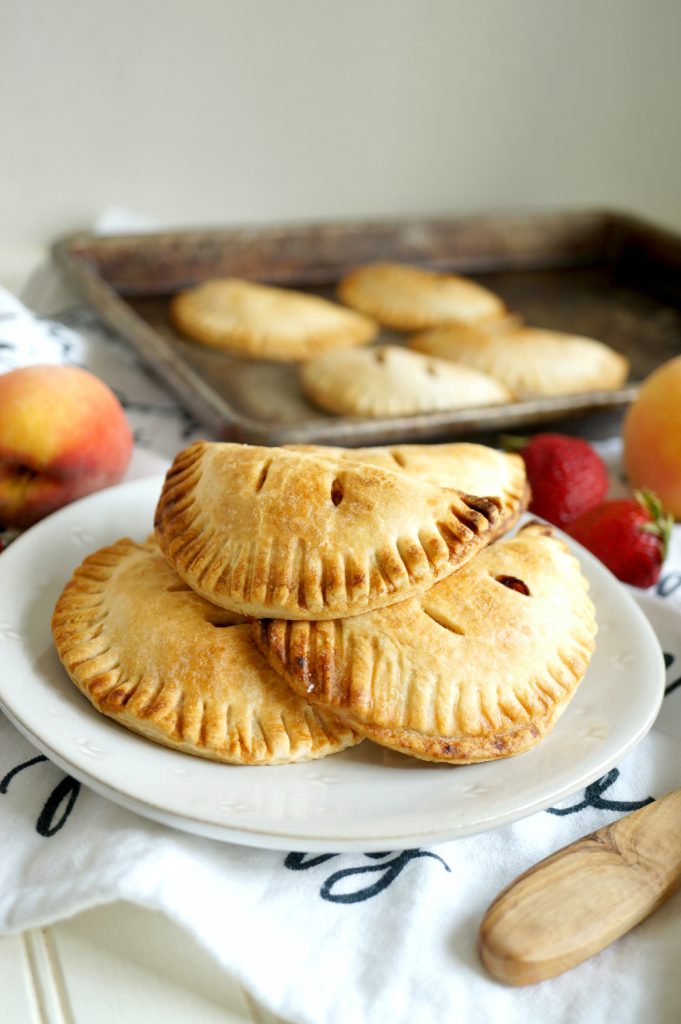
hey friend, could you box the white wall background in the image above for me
[2,0,681,286]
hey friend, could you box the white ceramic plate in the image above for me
[0,477,665,852]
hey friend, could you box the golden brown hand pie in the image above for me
[171,277,377,361]
[51,538,361,764]
[337,261,506,331]
[409,322,629,397]
[286,442,528,539]
[154,441,501,620]
[300,344,512,417]
[254,523,596,764]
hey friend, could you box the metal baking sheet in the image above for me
[52,210,681,446]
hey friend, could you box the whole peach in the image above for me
[623,355,681,519]
[0,365,133,528]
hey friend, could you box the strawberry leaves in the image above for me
[635,489,673,560]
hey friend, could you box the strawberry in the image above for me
[566,490,672,587]
[504,433,608,528]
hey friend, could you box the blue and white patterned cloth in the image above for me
[1,282,680,1024]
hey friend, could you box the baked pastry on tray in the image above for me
[286,442,529,539]
[254,523,596,763]
[51,538,361,764]
[154,441,501,620]
[337,261,506,331]
[171,277,377,361]
[409,322,629,397]
[300,344,512,417]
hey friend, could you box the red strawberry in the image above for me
[566,490,672,587]
[505,433,609,528]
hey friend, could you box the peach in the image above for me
[623,355,681,519]
[0,365,133,528]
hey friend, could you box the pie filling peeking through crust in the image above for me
[253,523,597,763]
[154,441,502,620]
[284,442,529,540]
[51,538,362,765]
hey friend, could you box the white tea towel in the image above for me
[1,284,680,1024]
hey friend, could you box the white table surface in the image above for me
[2,904,285,1024]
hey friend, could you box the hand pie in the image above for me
[51,538,361,764]
[154,441,501,620]
[300,344,512,417]
[337,261,506,331]
[254,523,596,763]
[409,322,629,397]
[171,277,377,361]
[286,442,529,538]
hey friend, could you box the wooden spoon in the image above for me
[479,786,681,985]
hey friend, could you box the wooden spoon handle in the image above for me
[479,786,681,985]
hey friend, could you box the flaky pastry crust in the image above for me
[254,523,596,763]
[171,277,377,361]
[51,538,361,764]
[154,441,501,620]
[286,442,529,539]
[300,344,512,417]
[409,322,629,397]
[337,262,506,331]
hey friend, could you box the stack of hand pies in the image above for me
[52,441,597,767]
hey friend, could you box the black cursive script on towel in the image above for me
[284,849,450,904]
[0,756,81,836]
[663,651,681,696]
[546,767,654,817]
